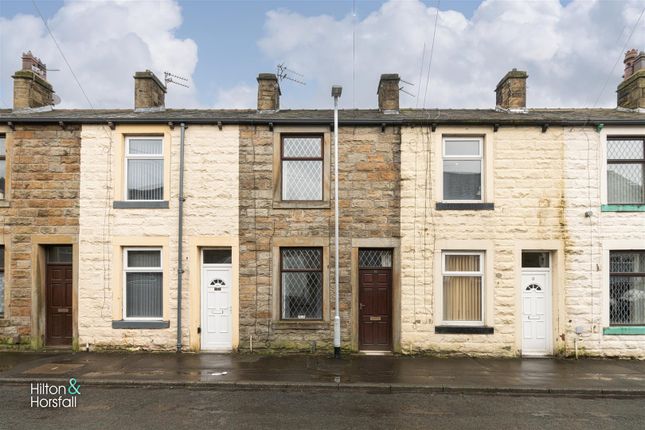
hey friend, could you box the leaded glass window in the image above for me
[125,137,164,201]
[281,136,323,201]
[610,251,645,326]
[359,249,393,268]
[607,138,644,204]
[124,248,163,319]
[280,247,323,320]
[0,134,5,199]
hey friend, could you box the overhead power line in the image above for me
[422,0,441,109]
[31,0,94,109]
[591,5,645,109]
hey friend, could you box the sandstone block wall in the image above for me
[400,126,566,356]
[0,125,80,347]
[238,125,400,351]
[79,124,239,350]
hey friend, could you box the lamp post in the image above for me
[331,85,342,359]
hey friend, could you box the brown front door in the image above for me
[359,268,392,351]
[46,263,73,346]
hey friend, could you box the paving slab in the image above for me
[0,352,644,395]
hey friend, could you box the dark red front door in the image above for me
[359,269,392,350]
[46,264,73,346]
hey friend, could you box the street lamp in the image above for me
[331,85,342,359]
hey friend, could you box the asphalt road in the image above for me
[1,385,643,430]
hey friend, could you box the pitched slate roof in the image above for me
[0,107,643,125]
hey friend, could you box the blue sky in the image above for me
[0,0,642,110]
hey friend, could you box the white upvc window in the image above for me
[442,137,483,202]
[123,248,163,320]
[441,251,484,325]
[125,136,164,201]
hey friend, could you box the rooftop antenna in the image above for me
[276,63,306,85]
[399,78,416,98]
[164,71,190,88]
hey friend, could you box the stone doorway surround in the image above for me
[351,238,401,352]
[513,240,564,356]
[30,235,78,350]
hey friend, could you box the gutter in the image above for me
[176,123,186,352]
[2,117,644,127]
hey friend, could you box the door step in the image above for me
[359,350,393,356]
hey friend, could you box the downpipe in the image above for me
[176,123,186,352]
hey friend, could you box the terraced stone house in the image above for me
[0,49,643,358]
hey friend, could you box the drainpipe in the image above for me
[176,123,186,352]
[331,85,342,359]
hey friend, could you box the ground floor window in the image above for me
[610,251,645,326]
[0,245,4,318]
[442,252,483,324]
[280,247,323,320]
[123,248,163,320]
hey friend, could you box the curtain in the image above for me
[444,254,482,321]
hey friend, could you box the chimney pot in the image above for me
[12,52,54,110]
[134,70,166,110]
[377,74,400,113]
[495,69,528,111]
[257,73,280,112]
[617,49,645,110]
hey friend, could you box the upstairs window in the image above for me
[281,135,323,201]
[443,138,483,202]
[0,134,6,199]
[607,137,644,204]
[610,251,645,326]
[125,137,164,201]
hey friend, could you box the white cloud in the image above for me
[212,84,256,109]
[258,0,645,109]
[0,0,198,109]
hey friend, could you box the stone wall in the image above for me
[0,124,80,347]
[238,125,400,351]
[401,124,645,358]
[78,124,239,350]
[400,125,566,356]
[562,126,645,357]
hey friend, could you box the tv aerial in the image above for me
[164,71,190,88]
[399,78,416,98]
[277,63,306,85]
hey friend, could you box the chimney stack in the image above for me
[377,74,400,113]
[617,49,645,110]
[134,70,166,110]
[12,51,55,110]
[257,73,280,112]
[495,68,528,111]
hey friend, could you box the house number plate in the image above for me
[370,316,381,321]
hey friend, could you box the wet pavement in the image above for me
[1,352,644,395]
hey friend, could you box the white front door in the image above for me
[521,271,551,355]
[201,265,232,351]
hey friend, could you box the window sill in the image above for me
[601,204,645,212]
[113,201,169,209]
[112,320,170,329]
[435,326,494,334]
[0,319,10,327]
[273,201,330,210]
[272,320,329,330]
[0,200,10,208]
[603,326,645,335]
[436,202,494,211]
